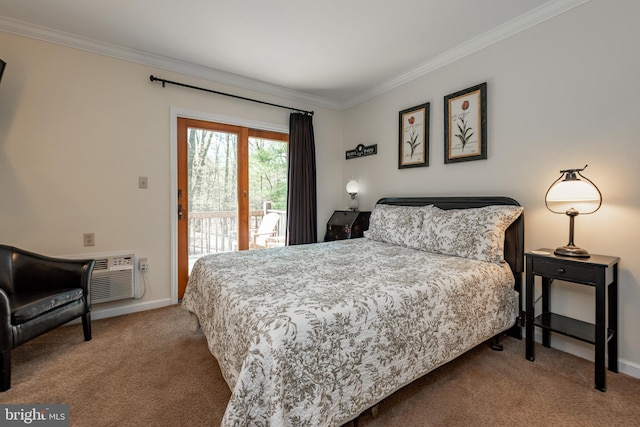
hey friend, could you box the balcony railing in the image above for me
[188,209,286,255]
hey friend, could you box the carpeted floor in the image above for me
[1,305,639,426]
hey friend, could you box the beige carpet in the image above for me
[1,305,639,426]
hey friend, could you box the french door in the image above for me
[177,117,288,298]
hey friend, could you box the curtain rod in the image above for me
[149,75,314,116]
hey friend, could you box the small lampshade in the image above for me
[346,179,360,195]
[545,165,601,257]
[546,178,601,214]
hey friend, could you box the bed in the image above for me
[182,196,524,426]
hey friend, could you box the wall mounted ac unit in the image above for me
[66,251,137,304]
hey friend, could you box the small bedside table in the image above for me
[323,211,371,241]
[525,249,619,392]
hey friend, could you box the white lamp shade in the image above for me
[346,179,360,194]
[545,179,601,214]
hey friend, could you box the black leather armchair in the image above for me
[0,245,94,391]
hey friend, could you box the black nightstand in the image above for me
[323,211,370,241]
[525,249,620,392]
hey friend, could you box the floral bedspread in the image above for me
[182,238,517,426]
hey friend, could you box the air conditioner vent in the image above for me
[64,251,137,304]
[94,259,108,270]
[92,269,134,303]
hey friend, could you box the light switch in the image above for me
[139,176,148,189]
[83,233,95,247]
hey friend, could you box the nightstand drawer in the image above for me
[531,258,597,283]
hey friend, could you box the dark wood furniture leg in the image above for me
[595,268,606,391]
[541,277,551,347]
[608,264,619,373]
[525,257,535,361]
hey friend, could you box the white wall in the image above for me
[341,0,640,376]
[1,0,638,377]
[0,31,343,316]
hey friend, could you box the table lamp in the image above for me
[545,165,601,257]
[346,179,360,211]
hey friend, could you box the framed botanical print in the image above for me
[444,82,487,164]
[398,102,429,169]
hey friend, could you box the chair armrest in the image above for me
[0,288,12,350]
[11,249,95,295]
[252,230,276,245]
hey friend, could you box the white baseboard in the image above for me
[531,329,640,379]
[622,359,640,379]
[91,298,173,321]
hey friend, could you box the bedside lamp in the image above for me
[545,165,601,257]
[346,179,360,211]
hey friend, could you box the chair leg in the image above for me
[82,313,92,341]
[1,350,10,392]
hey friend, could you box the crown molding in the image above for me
[1,0,590,111]
[0,16,341,111]
[342,0,592,109]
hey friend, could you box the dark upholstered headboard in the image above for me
[376,196,524,336]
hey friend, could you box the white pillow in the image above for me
[364,204,432,247]
[418,205,523,263]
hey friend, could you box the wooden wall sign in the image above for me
[346,144,377,160]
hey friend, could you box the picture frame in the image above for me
[398,102,429,169]
[444,82,487,164]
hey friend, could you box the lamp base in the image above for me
[348,195,359,211]
[554,245,591,258]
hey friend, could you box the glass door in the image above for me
[176,118,288,298]
[247,130,288,249]
[188,126,239,256]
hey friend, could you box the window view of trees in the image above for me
[188,128,238,213]
[248,137,288,212]
[187,128,288,214]
[180,119,288,264]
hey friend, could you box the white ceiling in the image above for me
[0,0,588,109]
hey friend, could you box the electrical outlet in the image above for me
[83,232,95,247]
[139,257,149,272]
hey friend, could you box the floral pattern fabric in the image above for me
[363,204,431,247]
[418,205,524,263]
[182,238,517,427]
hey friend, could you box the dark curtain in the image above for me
[286,112,317,245]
